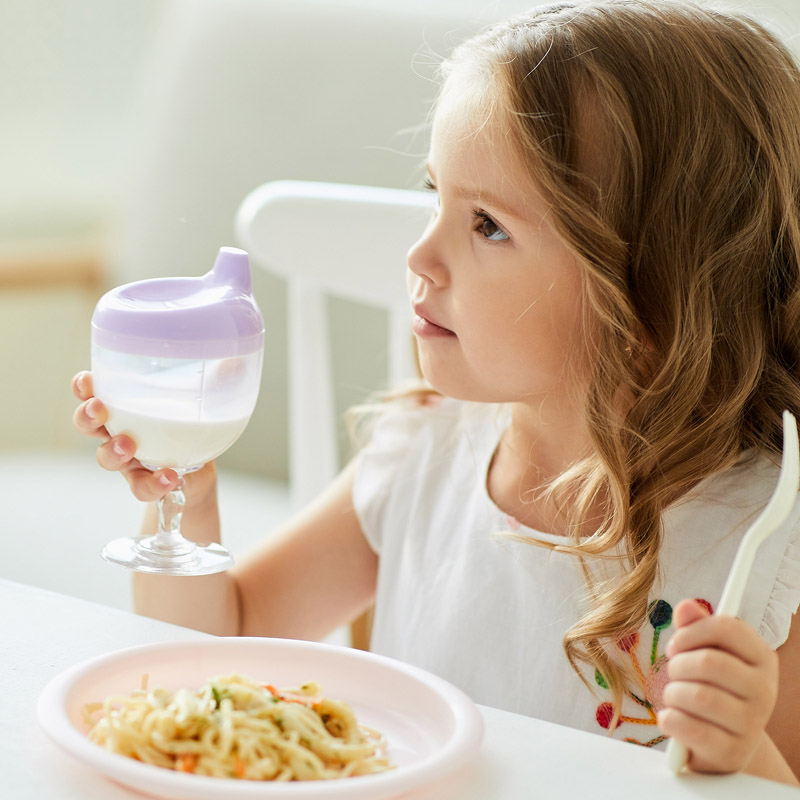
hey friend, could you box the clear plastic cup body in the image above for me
[91,343,263,471]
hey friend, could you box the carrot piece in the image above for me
[234,756,245,778]
[263,684,314,705]
[177,754,197,773]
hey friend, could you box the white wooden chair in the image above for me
[235,180,434,510]
[235,180,434,649]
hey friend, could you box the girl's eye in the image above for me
[423,178,509,242]
[474,211,510,242]
[423,177,440,212]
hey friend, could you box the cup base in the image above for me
[101,536,233,576]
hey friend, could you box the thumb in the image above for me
[672,598,711,630]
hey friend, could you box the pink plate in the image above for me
[37,637,484,800]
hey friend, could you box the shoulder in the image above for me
[356,395,500,462]
[351,397,504,551]
[666,451,790,534]
[663,451,800,648]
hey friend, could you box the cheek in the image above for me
[494,291,577,351]
[484,291,584,376]
[456,309,541,386]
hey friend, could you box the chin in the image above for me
[418,364,497,404]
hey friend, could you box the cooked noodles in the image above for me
[82,673,393,781]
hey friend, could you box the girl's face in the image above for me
[407,79,589,407]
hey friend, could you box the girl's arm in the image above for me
[72,371,378,640]
[133,460,377,638]
[658,599,800,786]
[764,610,800,779]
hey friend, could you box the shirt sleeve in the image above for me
[352,401,434,554]
[758,505,800,649]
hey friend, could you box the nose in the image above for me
[407,215,449,288]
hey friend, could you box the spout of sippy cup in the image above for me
[207,246,252,294]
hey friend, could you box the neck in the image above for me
[487,398,595,533]
[508,399,592,481]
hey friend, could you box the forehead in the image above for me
[429,71,546,217]
[431,72,506,162]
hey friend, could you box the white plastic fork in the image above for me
[665,409,800,774]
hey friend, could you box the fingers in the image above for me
[662,678,748,737]
[71,370,93,401]
[73,397,109,439]
[71,370,182,501]
[666,647,751,698]
[72,371,110,440]
[95,435,180,500]
[111,450,181,502]
[101,441,180,501]
[95,433,135,471]
[672,598,710,629]
[657,705,758,773]
[660,609,779,774]
[124,464,181,502]
[667,613,772,667]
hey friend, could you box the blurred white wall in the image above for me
[0,1,162,455]
[0,0,162,221]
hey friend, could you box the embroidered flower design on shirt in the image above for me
[594,597,714,747]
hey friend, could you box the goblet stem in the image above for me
[147,477,195,557]
[159,481,184,533]
[101,468,233,575]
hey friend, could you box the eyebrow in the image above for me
[425,163,529,222]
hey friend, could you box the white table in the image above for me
[4,579,797,799]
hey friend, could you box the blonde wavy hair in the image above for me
[439,0,800,720]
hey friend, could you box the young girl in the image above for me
[73,0,800,785]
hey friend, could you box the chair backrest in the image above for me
[235,180,434,508]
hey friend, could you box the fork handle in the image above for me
[665,543,771,774]
[665,738,689,773]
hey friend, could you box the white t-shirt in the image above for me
[353,397,800,748]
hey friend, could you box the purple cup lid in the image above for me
[91,247,265,359]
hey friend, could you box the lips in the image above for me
[412,304,455,337]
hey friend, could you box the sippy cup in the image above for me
[91,246,264,575]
